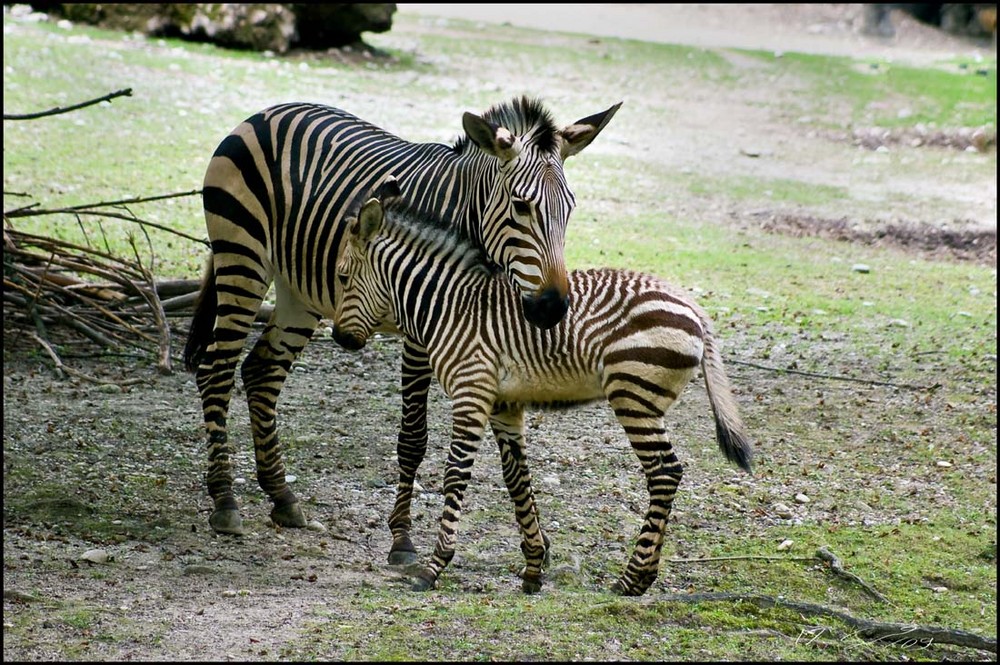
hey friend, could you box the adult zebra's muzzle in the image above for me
[331,326,367,351]
[522,286,570,330]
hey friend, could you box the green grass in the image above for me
[744,50,997,128]
[3,8,996,662]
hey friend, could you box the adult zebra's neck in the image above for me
[391,143,497,248]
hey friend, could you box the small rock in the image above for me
[935,460,953,468]
[777,539,794,551]
[851,263,871,273]
[98,384,122,394]
[794,493,810,504]
[285,474,297,484]
[888,319,910,328]
[80,549,111,564]
[542,475,560,487]
[932,586,949,593]
[306,520,326,532]
[772,502,794,519]
[222,590,238,598]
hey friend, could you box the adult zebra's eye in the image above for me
[511,198,531,217]
[337,273,349,287]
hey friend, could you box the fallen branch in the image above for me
[670,547,891,605]
[636,592,996,654]
[3,88,133,121]
[726,358,941,392]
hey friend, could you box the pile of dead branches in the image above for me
[3,193,206,377]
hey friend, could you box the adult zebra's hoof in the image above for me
[210,509,246,535]
[270,502,308,528]
[388,549,419,566]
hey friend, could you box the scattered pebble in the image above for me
[851,263,870,273]
[935,460,953,468]
[80,549,110,564]
[794,493,810,504]
[285,474,297,484]
[932,586,949,593]
[777,539,794,551]
[772,502,794,519]
[888,319,910,328]
[306,520,326,532]
[98,384,122,394]
[542,475,560,487]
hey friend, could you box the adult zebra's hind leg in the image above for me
[387,340,432,565]
[240,278,320,529]
[192,255,271,536]
[490,406,550,594]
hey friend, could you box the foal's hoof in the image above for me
[270,502,308,528]
[388,549,419,566]
[411,572,436,592]
[210,509,246,535]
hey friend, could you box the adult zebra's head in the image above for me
[461,96,622,329]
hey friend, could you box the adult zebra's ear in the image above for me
[462,112,523,162]
[357,198,385,243]
[559,100,623,160]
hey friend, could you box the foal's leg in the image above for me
[387,339,432,565]
[490,406,549,593]
[412,390,491,592]
[605,368,691,596]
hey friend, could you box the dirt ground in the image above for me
[3,4,996,662]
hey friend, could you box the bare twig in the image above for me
[670,548,892,605]
[726,358,941,392]
[636,593,996,654]
[3,88,133,121]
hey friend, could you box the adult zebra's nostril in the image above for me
[522,287,570,330]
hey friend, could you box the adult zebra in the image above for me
[331,187,754,596]
[182,97,622,546]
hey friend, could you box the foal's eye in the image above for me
[511,198,531,217]
[337,273,349,287]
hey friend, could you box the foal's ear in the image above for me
[357,198,384,242]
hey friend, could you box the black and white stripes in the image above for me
[182,97,621,542]
[332,195,753,595]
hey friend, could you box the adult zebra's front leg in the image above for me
[387,339,433,565]
[240,279,320,529]
[490,406,550,593]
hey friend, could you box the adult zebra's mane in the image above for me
[451,95,559,155]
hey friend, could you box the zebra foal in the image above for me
[182,97,621,544]
[332,189,754,596]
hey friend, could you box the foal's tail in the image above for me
[697,311,753,473]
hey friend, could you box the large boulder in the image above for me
[33,3,397,53]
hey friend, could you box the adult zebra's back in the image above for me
[183,98,622,540]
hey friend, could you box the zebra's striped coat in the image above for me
[183,98,622,545]
[333,193,754,596]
